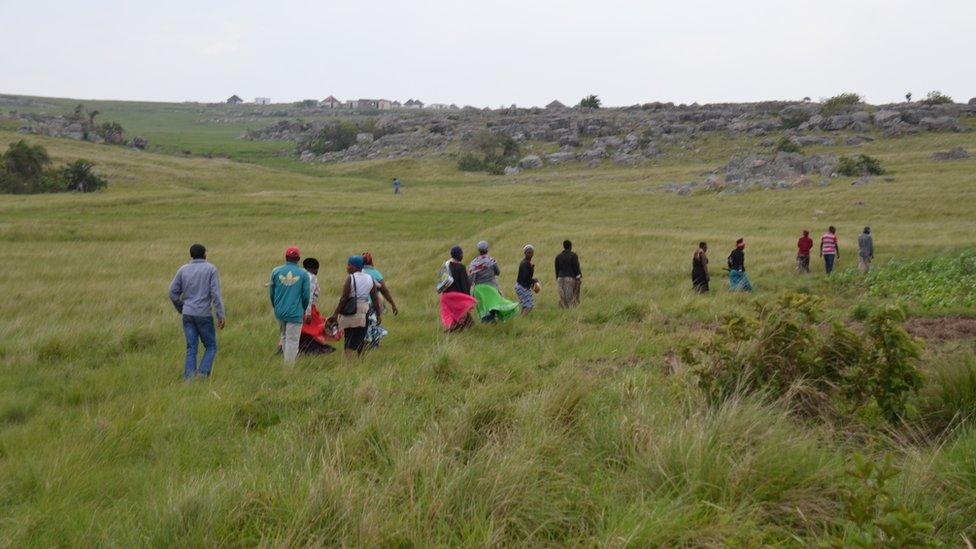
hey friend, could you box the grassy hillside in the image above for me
[1,110,975,545]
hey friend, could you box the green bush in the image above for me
[918,354,976,434]
[301,121,360,154]
[838,154,885,176]
[779,110,811,129]
[684,292,923,423]
[579,94,601,109]
[457,153,485,172]
[920,90,953,106]
[836,454,935,546]
[61,160,108,192]
[2,140,50,180]
[457,131,520,174]
[855,251,976,309]
[774,137,802,153]
[821,92,863,116]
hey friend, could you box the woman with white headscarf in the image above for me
[515,244,540,315]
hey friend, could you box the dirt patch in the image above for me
[905,317,976,341]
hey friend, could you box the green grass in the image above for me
[1,103,976,545]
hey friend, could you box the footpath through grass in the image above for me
[1,126,975,545]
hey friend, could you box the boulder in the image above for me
[873,109,901,126]
[503,166,521,176]
[131,136,148,150]
[518,155,543,169]
[356,133,374,144]
[545,151,575,164]
[931,147,970,161]
[919,116,961,132]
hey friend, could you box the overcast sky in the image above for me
[2,0,974,107]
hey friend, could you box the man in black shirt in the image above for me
[554,240,582,308]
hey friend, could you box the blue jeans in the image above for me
[823,253,836,275]
[183,315,217,379]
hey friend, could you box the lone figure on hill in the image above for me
[269,246,310,366]
[169,243,225,380]
[820,226,839,275]
[797,230,813,274]
[858,227,874,273]
[555,240,582,307]
[393,177,401,195]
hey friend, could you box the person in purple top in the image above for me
[169,243,225,380]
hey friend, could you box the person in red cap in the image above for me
[796,230,813,274]
[269,246,310,366]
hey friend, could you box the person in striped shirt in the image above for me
[820,226,840,275]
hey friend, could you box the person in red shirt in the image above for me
[796,230,813,274]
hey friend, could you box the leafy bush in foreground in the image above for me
[684,292,923,423]
[838,154,885,176]
[850,251,976,309]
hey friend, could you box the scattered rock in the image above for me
[931,147,970,161]
[131,136,148,150]
[503,166,520,176]
[852,176,872,186]
[518,155,543,169]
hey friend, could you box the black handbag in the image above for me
[341,274,358,315]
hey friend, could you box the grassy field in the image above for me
[1,102,975,545]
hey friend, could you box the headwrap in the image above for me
[450,246,463,260]
[864,226,871,233]
[348,255,365,269]
[285,246,301,260]
[477,240,489,252]
[362,252,374,265]
[523,244,534,253]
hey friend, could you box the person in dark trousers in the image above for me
[820,226,839,275]
[393,178,401,195]
[692,242,709,293]
[728,238,753,292]
[796,230,813,274]
[516,244,539,315]
[858,226,874,273]
[328,256,381,358]
[169,243,225,380]
[554,240,582,307]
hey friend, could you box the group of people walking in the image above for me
[168,240,583,379]
[437,240,583,331]
[691,225,876,294]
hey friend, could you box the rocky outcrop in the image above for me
[931,147,970,161]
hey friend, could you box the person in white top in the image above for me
[328,255,381,357]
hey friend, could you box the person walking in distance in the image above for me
[393,177,401,195]
[691,242,709,293]
[555,240,582,307]
[269,246,310,366]
[169,243,225,380]
[796,230,813,274]
[858,226,874,274]
[820,226,840,275]
[516,245,540,315]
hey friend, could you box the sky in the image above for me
[2,0,974,107]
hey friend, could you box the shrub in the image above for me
[2,140,50,180]
[820,92,863,116]
[774,136,802,153]
[780,110,811,129]
[920,91,953,106]
[918,354,976,434]
[579,94,601,109]
[836,454,935,546]
[295,99,319,108]
[855,251,976,309]
[684,292,923,423]
[300,121,360,154]
[61,160,108,192]
[457,131,520,174]
[838,154,885,176]
[457,153,485,172]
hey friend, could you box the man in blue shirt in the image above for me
[393,177,401,195]
[169,243,225,380]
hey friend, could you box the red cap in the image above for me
[285,246,301,259]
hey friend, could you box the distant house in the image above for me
[321,95,342,108]
[546,100,566,110]
[377,99,392,110]
[254,97,271,105]
[351,99,380,110]
[403,99,424,109]
[427,103,450,110]
[226,95,243,105]
[391,100,402,108]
